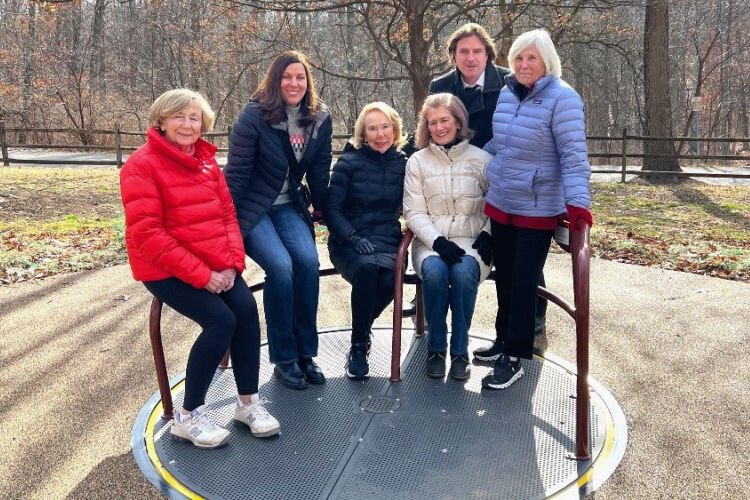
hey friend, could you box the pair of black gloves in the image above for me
[346,231,493,265]
[346,234,376,255]
[432,231,492,266]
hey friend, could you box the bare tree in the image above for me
[642,0,680,172]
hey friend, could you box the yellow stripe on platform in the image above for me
[575,409,616,487]
[145,380,203,500]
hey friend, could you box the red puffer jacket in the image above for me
[120,128,246,289]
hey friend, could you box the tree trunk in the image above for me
[20,1,36,145]
[89,0,106,83]
[406,0,431,119]
[642,0,680,172]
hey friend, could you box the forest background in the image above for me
[1,0,749,158]
[0,0,749,285]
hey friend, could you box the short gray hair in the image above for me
[508,29,561,79]
[148,88,215,133]
[414,93,472,150]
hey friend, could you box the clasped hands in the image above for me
[346,234,376,255]
[205,268,237,294]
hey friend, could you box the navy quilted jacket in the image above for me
[484,75,591,217]
[325,144,406,256]
[224,101,333,237]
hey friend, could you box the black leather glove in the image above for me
[471,231,493,266]
[432,236,465,266]
[346,235,375,255]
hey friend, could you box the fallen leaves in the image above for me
[0,224,126,284]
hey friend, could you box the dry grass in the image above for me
[1,166,748,284]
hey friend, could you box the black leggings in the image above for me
[350,264,395,345]
[491,221,553,359]
[144,275,261,411]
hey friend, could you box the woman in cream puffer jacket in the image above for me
[403,93,493,381]
[404,141,492,280]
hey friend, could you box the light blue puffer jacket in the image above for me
[484,75,591,217]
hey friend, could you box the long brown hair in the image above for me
[252,50,319,127]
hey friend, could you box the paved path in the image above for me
[6,149,750,185]
[1,251,748,498]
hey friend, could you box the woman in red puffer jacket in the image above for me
[121,88,279,449]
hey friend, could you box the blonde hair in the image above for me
[508,29,562,78]
[351,102,406,150]
[148,88,215,133]
[414,93,472,149]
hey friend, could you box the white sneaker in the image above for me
[170,405,230,449]
[233,397,281,438]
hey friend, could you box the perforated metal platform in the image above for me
[132,328,627,499]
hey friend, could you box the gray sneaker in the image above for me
[234,397,280,438]
[170,405,230,449]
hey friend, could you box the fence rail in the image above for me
[1,123,749,181]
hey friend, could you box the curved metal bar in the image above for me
[391,229,414,382]
[148,297,173,420]
[572,221,592,460]
[537,286,575,318]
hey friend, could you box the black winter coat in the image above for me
[429,63,509,148]
[325,145,406,280]
[224,101,333,238]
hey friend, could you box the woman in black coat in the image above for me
[325,102,407,379]
[224,51,332,391]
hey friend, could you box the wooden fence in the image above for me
[1,122,749,181]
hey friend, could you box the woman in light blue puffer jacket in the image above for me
[479,29,593,390]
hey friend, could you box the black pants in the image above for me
[350,264,395,345]
[144,275,261,411]
[491,220,553,359]
[537,272,548,318]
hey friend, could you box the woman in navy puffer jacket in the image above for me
[325,102,407,380]
[479,29,593,391]
[224,51,332,391]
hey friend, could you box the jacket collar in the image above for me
[360,144,400,160]
[427,139,470,160]
[504,74,557,101]
[146,128,217,171]
[453,64,504,93]
[482,64,505,92]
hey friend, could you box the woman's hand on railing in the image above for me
[566,205,593,232]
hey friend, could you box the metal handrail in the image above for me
[390,223,592,460]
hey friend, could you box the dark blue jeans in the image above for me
[491,220,553,359]
[421,255,480,357]
[244,203,320,364]
[144,275,261,411]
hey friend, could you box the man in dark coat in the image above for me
[429,23,508,149]
[428,23,548,358]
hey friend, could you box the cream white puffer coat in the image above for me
[403,140,493,280]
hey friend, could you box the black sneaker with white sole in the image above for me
[482,354,524,390]
[346,343,370,380]
[472,341,503,362]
